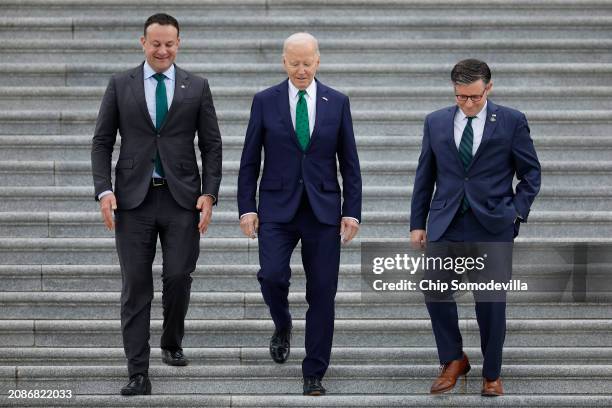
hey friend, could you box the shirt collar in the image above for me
[288,78,317,99]
[143,61,175,81]
[457,100,488,122]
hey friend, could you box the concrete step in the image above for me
[2,39,611,64]
[1,291,609,320]
[1,135,611,162]
[0,186,609,212]
[1,63,611,87]
[1,160,611,187]
[1,394,611,408]
[3,262,601,293]
[1,364,611,395]
[1,319,611,348]
[1,109,610,136]
[1,211,611,239]
[3,346,612,366]
[3,85,612,111]
[1,16,611,40]
[3,0,611,18]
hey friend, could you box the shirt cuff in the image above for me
[98,190,113,200]
[240,212,257,219]
[342,216,360,224]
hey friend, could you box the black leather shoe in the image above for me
[161,349,189,366]
[120,374,151,396]
[269,326,291,363]
[303,377,326,396]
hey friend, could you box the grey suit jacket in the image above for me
[91,62,222,210]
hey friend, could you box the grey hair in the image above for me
[282,32,320,56]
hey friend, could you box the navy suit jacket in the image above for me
[410,101,541,242]
[237,79,362,226]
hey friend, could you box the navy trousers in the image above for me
[257,193,341,379]
[426,208,513,381]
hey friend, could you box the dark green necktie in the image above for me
[458,116,475,213]
[153,73,167,177]
[295,90,310,151]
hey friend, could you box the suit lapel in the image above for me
[160,64,190,132]
[446,105,464,170]
[307,78,327,151]
[469,101,499,169]
[276,79,303,151]
[128,63,156,132]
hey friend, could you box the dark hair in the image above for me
[144,13,180,37]
[451,59,491,85]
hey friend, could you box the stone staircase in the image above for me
[1,0,611,406]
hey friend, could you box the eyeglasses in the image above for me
[455,88,488,102]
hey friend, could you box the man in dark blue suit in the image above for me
[410,59,541,397]
[237,32,362,396]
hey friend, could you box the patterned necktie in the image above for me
[459,116,475,213]
[295,90,310,151]
[153,73,167,177]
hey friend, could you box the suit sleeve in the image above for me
[237,94,264,217]
[410,116,437,230]
[511,113,541,221]
[337,96,362,222]
[91,76,119,201]
[197,79,223,204]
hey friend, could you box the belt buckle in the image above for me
[153,178,165,187]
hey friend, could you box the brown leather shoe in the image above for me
[430,352,471,394]
[481,377,504,397]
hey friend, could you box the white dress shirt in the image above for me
[288,79,316,137]
[453,101,487,155]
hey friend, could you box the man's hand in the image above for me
[410,229,427,249]
[340,217,360,245]
[99,193,117,230]
[196,195,214,235]
[240,213,259,239]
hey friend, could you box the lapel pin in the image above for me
[181,84,186,89]
[322,96,328,101]
[490,113,496,122]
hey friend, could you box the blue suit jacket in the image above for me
[237,79,362,226]
[410,101,541,242]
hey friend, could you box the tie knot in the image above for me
[298,90,307,98]
[153,73,166,82]
[466,116,476,122]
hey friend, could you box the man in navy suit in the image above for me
[237,32,362,396]
[410,59,541,396]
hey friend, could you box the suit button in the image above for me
[151,159,155,163]
[464,177,469,181]
[299,179,303,184]
[157,134,161,138]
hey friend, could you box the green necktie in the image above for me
[295,90,310,151]
[458,116,475,213]
[153,73,167,177]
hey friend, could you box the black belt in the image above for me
[152,177,166,186]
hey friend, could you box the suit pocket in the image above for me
[115,158,133,169]
[176,162,198,171]
[321,180,340,192]
[260,179,282,191]
[430,199,446,210]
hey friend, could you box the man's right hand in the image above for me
[410,229,427,249]
[100,193,117,230]
[240,213,259,239]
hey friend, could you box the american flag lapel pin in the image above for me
[322,96,328,101]
[490,113,497,122]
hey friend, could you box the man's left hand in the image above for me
[340,217,360,245]
[196,195,215,235]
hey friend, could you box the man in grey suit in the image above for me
[91,13,222,396]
